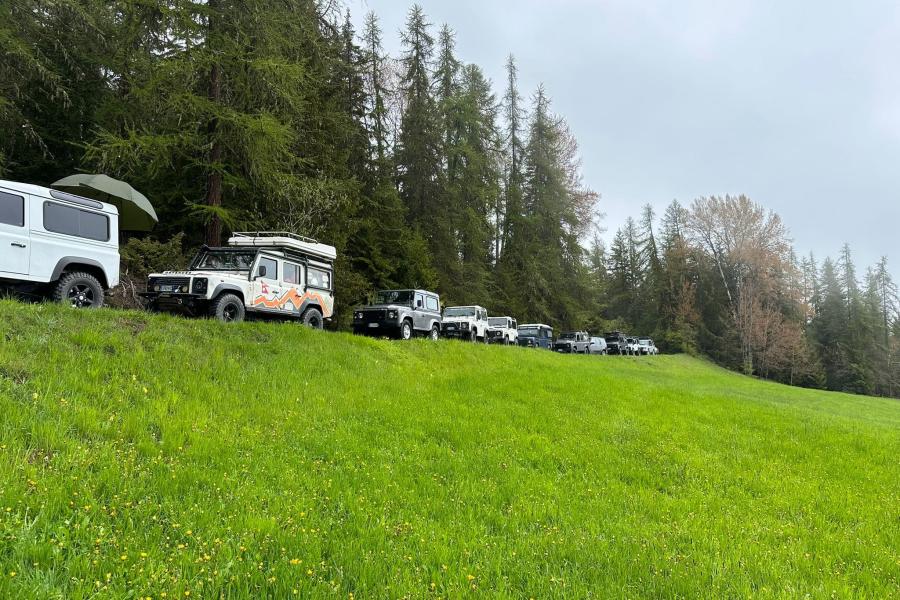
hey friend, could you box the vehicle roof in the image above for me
[445,305,486,309]
[228,232,336,262]
[377,289,439,296]
[489,315,514,319]
[519,323,552,329]
[0,179,119,214]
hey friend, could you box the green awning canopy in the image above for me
[52,174,158,232]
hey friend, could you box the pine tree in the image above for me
[395,5,452,292]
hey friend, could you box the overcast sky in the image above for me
[351,0,899,276]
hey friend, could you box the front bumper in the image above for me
[487,331,509,344]
[353,320,402,336]
[141,291,208,313]
[441,324,473,339]
[553,345,575,353]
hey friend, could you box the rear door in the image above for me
[0,190,29,274]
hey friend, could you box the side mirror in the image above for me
[416,300,423,308]
[256,265,267,279]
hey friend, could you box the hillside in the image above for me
[0,301,897,598]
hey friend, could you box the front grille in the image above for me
[360,309,387,322]
[152,277,191,287]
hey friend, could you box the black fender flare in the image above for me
[51,257,109,288]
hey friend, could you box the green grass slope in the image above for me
[0,301,897,599]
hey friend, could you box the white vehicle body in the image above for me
[144,232,336,325]
[589,336,608,355]
[441,305,490,342]
[487,316,518,345]
[0,179,119,306]
[637,338,659,355]
[626,337,642,356]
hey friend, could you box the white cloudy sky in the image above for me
[350,0,900,274]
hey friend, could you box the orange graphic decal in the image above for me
[252,288,333,317]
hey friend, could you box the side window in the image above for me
[283,262,301,285]
[307,267,331,290]
[256,256,277,279]
[0,191,24,227]
[414,293,425,309]
[511,320,517,330]
[426,296,439,312]
[43,202,109,241]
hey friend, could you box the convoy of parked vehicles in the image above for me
[0,187,662,357]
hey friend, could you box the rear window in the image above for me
[43,201,109,241]
[0,191,25,227]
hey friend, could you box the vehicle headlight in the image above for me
[192,278,208,294]
[461,322,470,329]
[387,310,398,319]
[355,311,364,320]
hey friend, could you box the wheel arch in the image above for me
[52,258,109,289]
[210,283,245,303]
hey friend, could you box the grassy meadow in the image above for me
[0,300,897,598]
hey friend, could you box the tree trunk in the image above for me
[205,2,223,246]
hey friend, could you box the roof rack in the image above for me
[231,231,320,245]
[228,231,337,262]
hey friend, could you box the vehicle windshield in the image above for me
[518,327,539,336]
[639,339,651,345]
[560,332,577,339]
[193,250,256,272]
[488,317,507,327]
[374,290,413,305]
[444,307,477,318]
[605,336,620,343]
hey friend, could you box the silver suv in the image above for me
[353,289,442,340]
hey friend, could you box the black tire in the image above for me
[469,330,477,343]
[302,307,324,330]
[209,293,245,323]
[504,336,510,346]
[429,323,440,341]
[52,272,104,309]
[399,320,413,341]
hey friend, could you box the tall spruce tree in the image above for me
[396,5,452,292]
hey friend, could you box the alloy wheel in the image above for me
[67,284,96,308]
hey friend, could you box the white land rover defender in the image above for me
[0,179,119,308]
[441,305,490,342]
[487,316,518,345]
[142,232,335,326]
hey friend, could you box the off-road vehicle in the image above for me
[518,324,554,349]
[638,337,659,355]
[625,337,642,356]
[487,316,518,345]
[353,289,442,340]
[604,331,629,355]
[588,337,608,355]
[553,331,591,354]
[0,179,119,308]
[442,305,489,342]
[142,232,335,326]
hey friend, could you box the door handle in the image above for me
[10,243,26,248]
